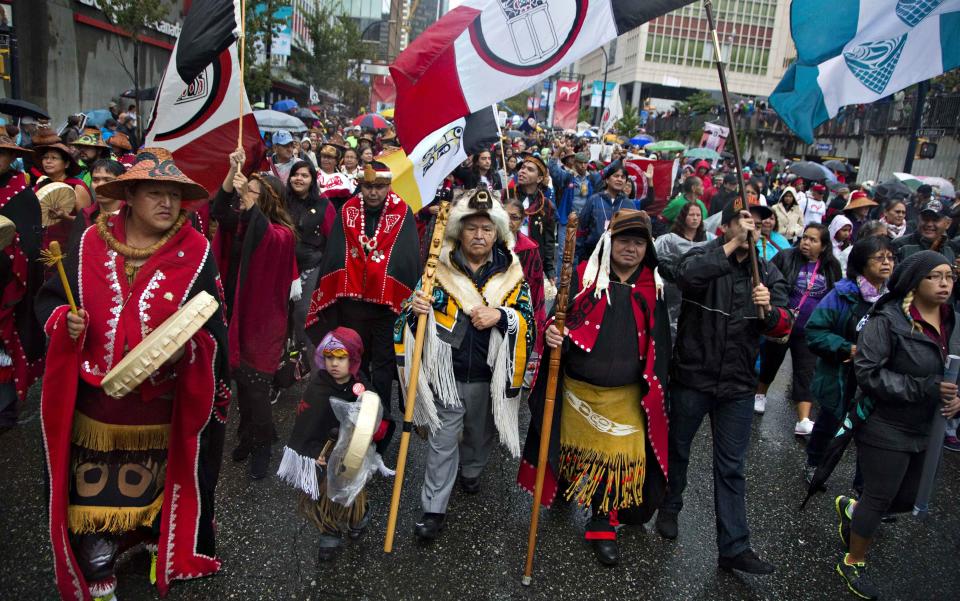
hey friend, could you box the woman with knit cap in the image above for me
[834,251,960,599]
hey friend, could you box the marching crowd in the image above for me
[1,110,959,601]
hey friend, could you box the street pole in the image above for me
[903,79,929,174]
[597,46,608,127]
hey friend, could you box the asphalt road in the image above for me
[2,361,959,601]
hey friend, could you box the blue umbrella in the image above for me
[580,129,597,138]
[272,99,299,112]
[629,134,654,146]
[84,109,113,128]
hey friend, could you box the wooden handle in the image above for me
[48,241,78,315]
[384,200,450,553]
[522,213,578,585]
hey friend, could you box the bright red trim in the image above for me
[73,13,174,50]
[584,531,616,541]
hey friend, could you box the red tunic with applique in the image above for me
[307,192,421,328]
[36,207,232,600]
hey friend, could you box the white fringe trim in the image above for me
[289,277,303,302]
[487,308,521,457]
[276,446,320,500]
[579,230,612,305]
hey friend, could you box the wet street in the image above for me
[2,362,959,601]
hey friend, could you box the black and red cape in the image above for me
[36,208,231,599]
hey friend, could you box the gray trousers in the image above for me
[421,380,496,514]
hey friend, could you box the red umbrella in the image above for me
[352,113,392,130]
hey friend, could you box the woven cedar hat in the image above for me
[844,190,877,211]
[318,143,345,160]
[72,128,110,149]
[108,132,132,152]
[0,134,33,158]
[32,127,81,177]
[95,147,209,204]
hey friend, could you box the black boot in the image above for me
[231,437,253,462]
[655,510,678,540]
[249,443,271,480]
[586,514,619,567]
[317,534,342,562]
[413,513,445,541]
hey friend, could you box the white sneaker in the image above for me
[794,418,814,436]
[753,394,766,414]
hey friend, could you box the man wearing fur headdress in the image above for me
[518,209,671,567]
[395,187,534,541]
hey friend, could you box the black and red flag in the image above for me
[145,0,263,196]
[390,0,695,153]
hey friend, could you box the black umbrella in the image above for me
[824,159,852,174]
[787,161,832,181]
[119,87,158,101]
[0,99,50,120]
[295,107,319,121]
[801,416,857,509]
[877,178,913,199]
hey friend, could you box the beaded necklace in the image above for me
[357,202,385,253]
[97,210,188,281]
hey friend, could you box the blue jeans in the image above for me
[662,384,754,557]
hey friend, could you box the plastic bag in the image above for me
[326,396,384,506]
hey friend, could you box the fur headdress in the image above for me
[443,187,514,251]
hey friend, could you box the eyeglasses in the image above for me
[868,254,895,264]
[924,272,958,283]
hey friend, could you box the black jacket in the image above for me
[450,244,511,382]
[772,246,843,293]
[854,301,959,452]
[892,231,960,264]
[672,238,793,399]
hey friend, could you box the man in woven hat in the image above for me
[0,135,43,428]
[519,208,669,567]
[35,148,232,600]
[396,187,534,541]
[308,160,420,447]
[72,128,112,186]
[515,154,557,282]
[654,197,793,575]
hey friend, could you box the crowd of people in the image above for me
[1,107,958,601]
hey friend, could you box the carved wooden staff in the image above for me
[703,0,765,318]
[383,199,450,553]
[39,241,78,314]
[522,213,578,586]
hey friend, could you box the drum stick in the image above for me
[383,200,450,553]
[522,213,578,586]
[40,241,78,314]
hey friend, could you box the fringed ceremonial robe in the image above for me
[394,242,535,457]
[36,208,231,599]
[519,263,670,520]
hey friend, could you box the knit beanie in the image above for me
[888,250,949,298]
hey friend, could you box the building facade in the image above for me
[12,0,185,125]
[574,0,796,110]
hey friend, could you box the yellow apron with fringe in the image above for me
[559,376,646,513]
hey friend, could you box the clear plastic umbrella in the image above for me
[253,110,307,133]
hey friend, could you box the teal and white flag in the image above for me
[770,0,960,143]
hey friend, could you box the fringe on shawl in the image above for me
[558,446,646,513]
[277,446,321,500]
[487,308,521,457]
[67,493,164,534]
[401,309,457,434]
[290,277,303,302]
[72,411,170,453]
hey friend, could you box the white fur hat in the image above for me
[444,187,514,250]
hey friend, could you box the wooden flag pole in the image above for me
[703,0,765,318]
[383,200,451,553]
[521,213,578,586]
[237,0,247,149]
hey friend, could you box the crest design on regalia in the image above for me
[896,0,944,26]
[843,34,907,94]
